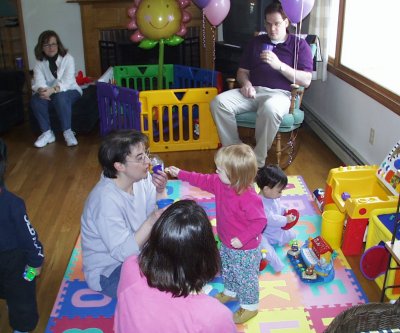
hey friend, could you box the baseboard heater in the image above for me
[302,103,367,166]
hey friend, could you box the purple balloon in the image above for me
[281,0,315,24]
[203,0,231,27]
[192,0,211,9]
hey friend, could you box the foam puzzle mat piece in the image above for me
[46,316,114,333]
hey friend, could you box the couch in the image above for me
[0,69,25,133]
[29,84,99,134]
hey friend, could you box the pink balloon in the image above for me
[203,0,230,27]
[130,31,144,43]
[281,0,315,24]
[179,0,191,8]
[182,11,191,23]
[128,6,136,18]
[127,21,137,30]
[176,25,187,36]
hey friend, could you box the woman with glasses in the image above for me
[81,130,169,299]
[31,30,82,148]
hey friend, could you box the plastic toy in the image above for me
[302,265,317,280]
[312,188,325,211]
[287,236,336,283]
[149,154,164,174]
[287,239,300,256]
[156,198,174,209]
[360,241,389,280]
[259,249,268,271]
[282,209,299,230]
[214,234,221,250]
[75,71,92,86]
[341,192,351,201]
[23,265,38,282]
[324,165,398,255]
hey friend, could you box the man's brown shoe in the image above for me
[233,307,258,324]
[214,292,236,303]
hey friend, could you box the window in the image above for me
[328,0,400,114]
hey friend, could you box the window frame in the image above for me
[327,0,400,115]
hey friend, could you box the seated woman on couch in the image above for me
[31,30,82,148]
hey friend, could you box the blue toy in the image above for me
[287,236,336,283]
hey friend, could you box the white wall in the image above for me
[303,73,400,165]
[21,0,85,74]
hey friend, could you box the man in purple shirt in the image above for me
[211,1,313,168]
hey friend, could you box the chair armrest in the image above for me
[0,70,25,93]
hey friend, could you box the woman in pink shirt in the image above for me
[167,144,267,324]
[114,200,236,333]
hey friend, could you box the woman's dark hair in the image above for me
[139,200,220,297]
[34,30,68,61]
[256,164,288,190]
[98,129,149,179]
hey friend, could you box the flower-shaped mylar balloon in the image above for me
[128,0,191,49]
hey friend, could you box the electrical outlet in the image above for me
[369,128,375,145]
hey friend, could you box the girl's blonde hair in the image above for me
[214,144,258,194]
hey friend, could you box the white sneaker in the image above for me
[34,130,55,148]
[63,129,78,147]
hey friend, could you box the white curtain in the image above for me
[308,0,331,81]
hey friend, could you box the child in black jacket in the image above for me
[0,139,44,333]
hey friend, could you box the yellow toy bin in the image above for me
[139,88,219,152]
[324,166,398,255]
[365,207,400,300]
[325,166,391,213]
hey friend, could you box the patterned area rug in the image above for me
[45,176,368,333]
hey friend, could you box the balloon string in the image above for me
[212,26,215,71]
[293,0,305,85]
[202,12,206,49]
[294,24,298,84]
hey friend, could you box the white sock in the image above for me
[223,288,236,297]
[241,303,259,311]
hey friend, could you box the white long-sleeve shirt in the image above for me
[31,53,82,95]
[81,173,157,291]
[261,196,295,246]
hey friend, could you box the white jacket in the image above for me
[32,53,82,95]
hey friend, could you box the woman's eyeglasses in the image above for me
[125,150,150,164]
[43,43,58,49]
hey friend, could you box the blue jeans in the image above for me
[31,90,81,132]
[99,264,122,299]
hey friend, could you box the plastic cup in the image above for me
[321,210,345,249]
[149,154,164,174]
[262,43,274,52]
[156,198,174,209]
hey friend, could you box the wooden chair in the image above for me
[226,42,317,169]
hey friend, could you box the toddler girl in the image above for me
[167,144,267,324]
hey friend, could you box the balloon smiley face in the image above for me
[136,0,182,40]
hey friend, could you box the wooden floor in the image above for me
[0,122,381,332]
